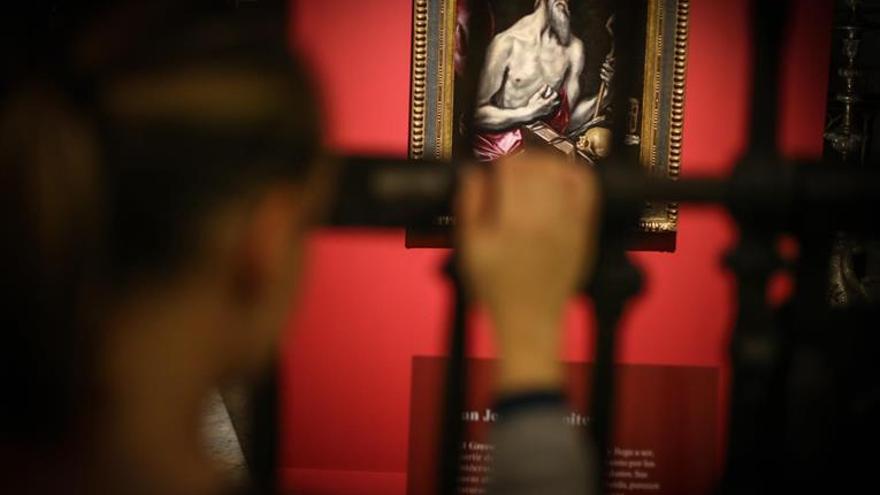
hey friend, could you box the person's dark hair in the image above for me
[75,0,324,284]
[0,84,103,443]
[1,0,322,442]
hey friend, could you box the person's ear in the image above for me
[298,155,338,227]
[231,184,307,304]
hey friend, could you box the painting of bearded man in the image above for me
[466,0,615,161]
[409,0,690,249]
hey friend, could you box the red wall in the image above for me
[280,0,833,493]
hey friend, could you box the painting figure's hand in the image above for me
[527,85,561,120]
[455,153,601,393]
[600,55,615,87]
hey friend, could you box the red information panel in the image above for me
[407,357,719,495]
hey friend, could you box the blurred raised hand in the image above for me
[456,153,601,392]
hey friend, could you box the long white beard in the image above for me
[549,6,571,45]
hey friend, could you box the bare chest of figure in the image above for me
[499,36,569,108]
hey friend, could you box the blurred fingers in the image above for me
[456,166,488,237]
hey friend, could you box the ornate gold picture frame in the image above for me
[408,0,689,251]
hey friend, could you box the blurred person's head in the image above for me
[2,1,328,493]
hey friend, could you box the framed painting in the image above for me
[406,0,689,251]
